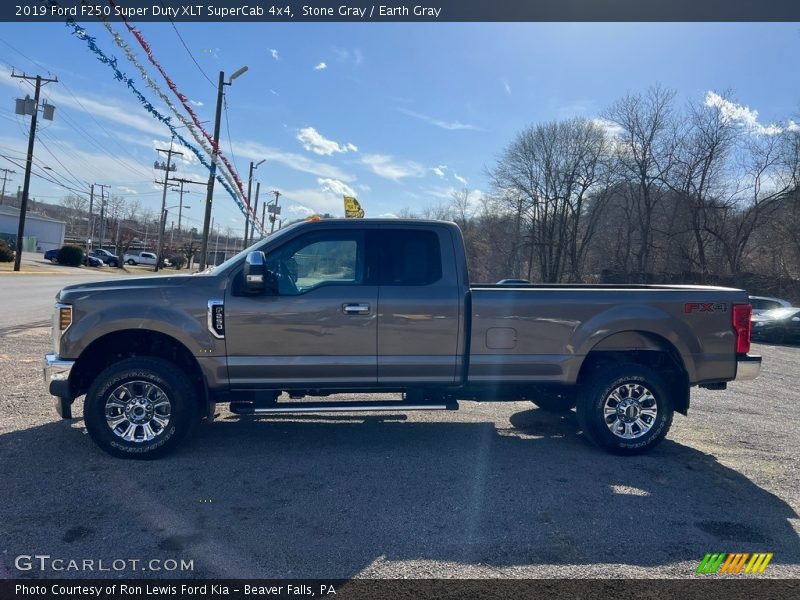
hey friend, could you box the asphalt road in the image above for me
[0,278,799,580]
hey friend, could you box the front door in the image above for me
[224,229,377,389]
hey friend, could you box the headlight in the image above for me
[53,303,72,354]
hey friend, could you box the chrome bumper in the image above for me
[43,353,75,396]
[734,354,761,381]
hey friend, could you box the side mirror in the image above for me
[243,251,267,294]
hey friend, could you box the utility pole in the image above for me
[0,168,15,206]
[249,181,261,242]
[94,183,109,249]
[244,159,265,246]
[11,71,57,271]
[200,65,248,271]
[168,177,204,232]
[154,142,182,272]
[87,183,94,247]
[269,190,281,234]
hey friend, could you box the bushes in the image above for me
[170,255,186,270]
[57,245,84,267]
[0,240,13,262]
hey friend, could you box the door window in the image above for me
[267,232,364,295]
[380,230,442,286]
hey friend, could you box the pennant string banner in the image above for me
[105,0,254,223]
[42,0,264,235]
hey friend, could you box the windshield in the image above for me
[197,221,304,275]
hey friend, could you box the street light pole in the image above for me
[200,66,248,270]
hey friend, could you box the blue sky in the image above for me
[1,22,799,234]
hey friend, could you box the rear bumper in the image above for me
[734,354,761,381]
[43,353,75,398]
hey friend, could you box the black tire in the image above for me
[83,357,198,459]
[531,390,576,413]
[109,260,118,267]
[49,257,58,264]
[576,363,673,456]
[126,259,136,265]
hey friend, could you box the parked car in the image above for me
[89,248,119,267]
[748,295,792,316]
[123,251,169,267]
[83,255,105,268]
[751,307,800,343]
[44,218,761,459]
[497,278,531,285]
[43,249,59,264]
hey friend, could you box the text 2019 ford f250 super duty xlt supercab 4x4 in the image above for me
[44,219,761,458]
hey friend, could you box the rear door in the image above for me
[376,226,462,384]
[224,228,378,388]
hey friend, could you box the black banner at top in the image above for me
[3,0,800,23]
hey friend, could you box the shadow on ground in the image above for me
[1,406,797,578]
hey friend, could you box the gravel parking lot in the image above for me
[1,321,799,579]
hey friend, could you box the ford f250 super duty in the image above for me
[43,219,761,459]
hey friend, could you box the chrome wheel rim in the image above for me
[603,382,658,440]
[105,381,172,443]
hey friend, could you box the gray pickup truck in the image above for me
[44,219,761,458]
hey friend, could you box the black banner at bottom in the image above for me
[1,579,799,600]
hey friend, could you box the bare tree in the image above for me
[490,117,611,282]
[61,194,89,238]
[603,85,677,273]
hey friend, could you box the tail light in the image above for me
[732,304,752,354]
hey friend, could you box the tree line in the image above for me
[405,86,800,300]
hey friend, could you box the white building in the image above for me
[0,205,66,252]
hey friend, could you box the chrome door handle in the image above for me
[343,303,370,315]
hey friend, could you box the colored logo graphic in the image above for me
[696,552,773,574]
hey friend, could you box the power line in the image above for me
[158,4,217,88]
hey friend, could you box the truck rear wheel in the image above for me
[576,363,673,455]
[83,357,197,459]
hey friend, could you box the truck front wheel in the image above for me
[83,357,197,459]
[576,364,673,455]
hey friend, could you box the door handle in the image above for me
[343,303,370,315]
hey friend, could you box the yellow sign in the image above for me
[344,196,364,218]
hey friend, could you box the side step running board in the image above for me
[229,400,458,415]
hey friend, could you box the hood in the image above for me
[56,274,212,303]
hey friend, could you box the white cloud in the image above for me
[318,178,356,198]
[453,172,468,186]
[296,127,358,156]
[117,186,138,195]
[288,204,316,217]
[592,118,625,138]
[358,184,372,192]
[397,108,483,131]
[270,89,279,96]
[313,62,327,71]
[361,154,426,181]
[379,212,398,218]
[431,165,448,178]
[269,48,280,60]
[0,135,152,192]
[502,79,512,96]
[151,139,198,166]
[189,99,204,107]
[704,91,783,136]
[233,140,356,182]
[332,47,364,65]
